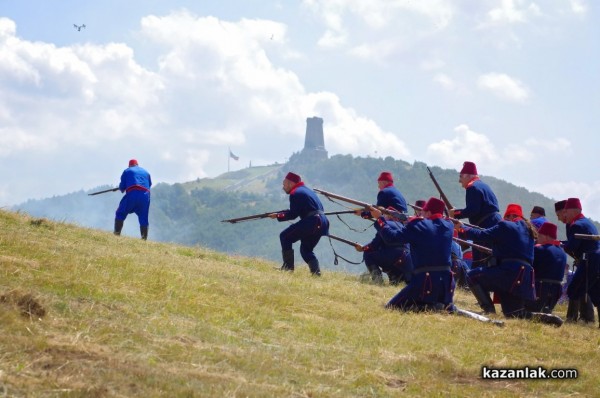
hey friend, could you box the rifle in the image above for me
[409,203,483,230]
[453,237,492,254]
[327,233,361,248]
[88,187,119,196]
[574,234,600,241]
[314,188,408,221]
[221,211,285,224]
[427,166,454,211]
[453,308,504,327]
[221,209,358,224]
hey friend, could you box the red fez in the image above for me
[538,222,558,240]
[565,198,582,210]
[423,197,445,215]
[531,206,545,216]
[554,200,566,212]
[415,200,426,208]
[284,172,301,184]
[504,203,523,218]
[460,161,478,175]
[377,171,393,182]
[129,159,138,167]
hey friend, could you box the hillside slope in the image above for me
[0,210,598,397]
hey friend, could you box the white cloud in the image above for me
[535,180,600,221]
[426,124,499,171]
[569,0,588,16]
[302,0,455,50]
[477,72,530,103]
[485,0,542,26]
[433,73,456,90]
[0,12,409,206]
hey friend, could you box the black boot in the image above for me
[366,264,383,284]
[308,259,321,276]
[581,296,596,323]
[280,250,294,272]
[140,226,148,240]
[114,219,124,236]
[566,298,579,322]
[529,312,564,327]
[469,283,496,314]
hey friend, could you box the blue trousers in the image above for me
[115,190,150,226]
[280,214,329,263]
[386,270,454,311]
[567,252,600,306]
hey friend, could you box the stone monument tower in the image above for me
[301,116,328,161]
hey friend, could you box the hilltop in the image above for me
[0,209,598,397]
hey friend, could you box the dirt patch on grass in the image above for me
[0,290,46,318]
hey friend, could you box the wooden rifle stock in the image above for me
[427,166,454,211]
[314,188,407,221]
[453,237,492,254]
[574,233,600,241]
[328,233,360,247]
[88,187,119,196]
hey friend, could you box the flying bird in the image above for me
[73,24,86,31]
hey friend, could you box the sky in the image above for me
[1,0,599,218]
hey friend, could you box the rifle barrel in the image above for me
[427,166,454,210]
[221,210,284,224]
[315,188,407,221]
[88,187,119,196]
[574,233,600,241]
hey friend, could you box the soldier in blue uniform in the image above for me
[457,203,563,326]
[114,159,152,240]
[371,197,455,312]
[355,172,413,284]
[269,172,329,276]
[561,198,600,325]
[450,161,501,267]
[355,208,409,285]
[525,222,567,313]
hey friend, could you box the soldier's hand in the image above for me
[267,213,278,219]
[354,209,363,216]
[448,208,456,218]
[369,206,382,219]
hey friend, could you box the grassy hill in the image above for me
[1,209,599,397]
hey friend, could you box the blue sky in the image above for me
[2,0,600,219]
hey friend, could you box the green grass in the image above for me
[1,209,599,397]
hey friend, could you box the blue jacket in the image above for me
[561,214,600,259]
[377,184,407,212]
[277,182,325,221]
[464,219,534,264]
[454,178,500,227]
[361,183,407,218]
[530,216,548,230]
[533,243,567,283]
[119,165,152,193]
[375,215,453,269]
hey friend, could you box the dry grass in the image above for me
[1,209,599,397]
